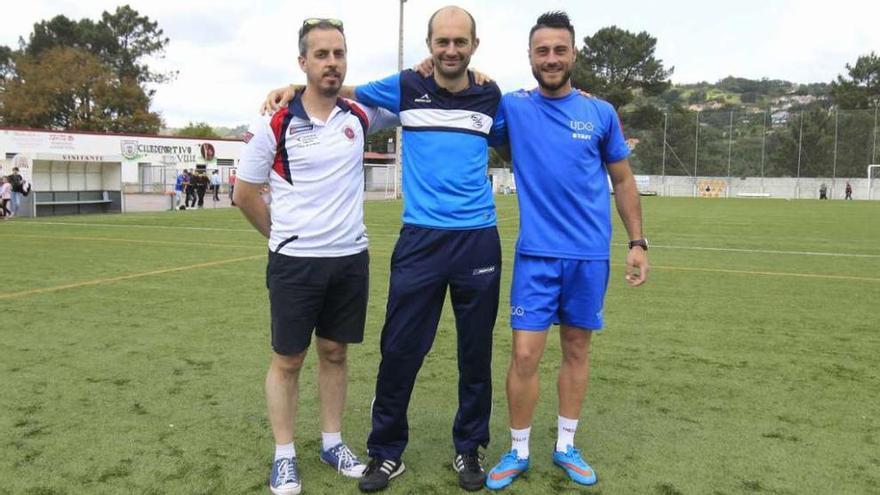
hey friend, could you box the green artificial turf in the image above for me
[1,195,878,494]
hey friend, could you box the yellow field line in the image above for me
[3,234,263,250]
[1,254,265,300]
[642,264,880,283]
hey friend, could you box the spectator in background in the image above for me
[229,169,237,206]
[819,183,828,200]
[210,170,221,201]
[8,167,24,216]
[194,170,209,208]
[845,181,853,200]
[184,169,196,208]
[174,170,186,208]
[0,176,11,219]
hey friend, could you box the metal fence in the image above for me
[622,108,880,191]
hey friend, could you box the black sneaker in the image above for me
[454,451,486,491]
[358,457,405,493]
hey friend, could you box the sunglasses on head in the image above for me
[302,18,343,29]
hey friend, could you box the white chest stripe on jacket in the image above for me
[400,108,494,135]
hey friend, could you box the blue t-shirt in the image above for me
[174,174,185,192]
[494,89,630,260]
[356,70,503,229]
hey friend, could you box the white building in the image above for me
[0,127,243,217]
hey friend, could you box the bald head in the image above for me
[427,5,476,42]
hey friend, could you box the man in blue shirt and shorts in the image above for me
[484,11,650,490]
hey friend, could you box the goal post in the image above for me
[364,162,399,200]
[869,165,880,200]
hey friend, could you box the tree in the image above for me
[572,26,673,109]
[175,122,220,139]
[0,6,169,132]
[0,45,13,81]
[366,127,396,153]
[22,6,172,87]
[1,47,161,132]
[767,107,835,178]
[100,5,173,86]
[831,52,880,109]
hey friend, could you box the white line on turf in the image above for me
[10,222,880,259]
[611,243,880,259]
[0,254,265,300]
[10,221,880,258]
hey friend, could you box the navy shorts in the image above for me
[266,250,369,355]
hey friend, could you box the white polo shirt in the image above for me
[238,91,398,257]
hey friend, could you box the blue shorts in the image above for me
[509,253,610,331]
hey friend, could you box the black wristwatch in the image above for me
[628,239,649,251]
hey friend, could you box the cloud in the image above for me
[3,0,879,127]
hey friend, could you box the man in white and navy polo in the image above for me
[235,18,397,495]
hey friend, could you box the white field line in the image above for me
[10,221,879,259]
[642,264,880,283]
[1,254,265,300]
[5,234,263,250]
[612,243,880,259]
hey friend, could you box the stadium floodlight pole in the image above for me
[726,110,733,198]
[832,108,839,196]
[760,110,767,195]
[873,106,878,165]
[694,110,700,197]
[796,111,804,199]
[394,0,407,200]
[661,111,668,196]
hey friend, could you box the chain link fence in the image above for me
[622,107,880,198]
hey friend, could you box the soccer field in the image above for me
[2,196,879,495]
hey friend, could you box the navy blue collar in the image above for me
[429,69,478,96]
[289,89,357,121]
[288,89,309,120]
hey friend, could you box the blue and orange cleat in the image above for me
[485,449,529,490]
[552,445,597,485]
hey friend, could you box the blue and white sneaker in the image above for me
[320,443,367,478]
[485,449,530,490]
[269,456,301,495]
[552,445,597,485]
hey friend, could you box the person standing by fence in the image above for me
[229,169,237,206]
[210,170,221,202]
[0,177,12,219]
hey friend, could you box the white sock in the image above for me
[557,416,579,452]
[322,431,343,451]
[275,443,296,461]
[510,427,531,459]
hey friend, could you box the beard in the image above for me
[314,70,344,97]
[532,65,572,92]
[434,54,471,80]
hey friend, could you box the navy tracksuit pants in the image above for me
[367,225,501,459]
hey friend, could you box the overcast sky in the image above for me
[2,0,878,127]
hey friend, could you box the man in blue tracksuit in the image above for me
[352,7,502,492]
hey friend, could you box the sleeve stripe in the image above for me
[270,108,294,184]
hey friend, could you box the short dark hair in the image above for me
[298,20,345,56]
[529,11,575,47]
[427,7,476,42]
